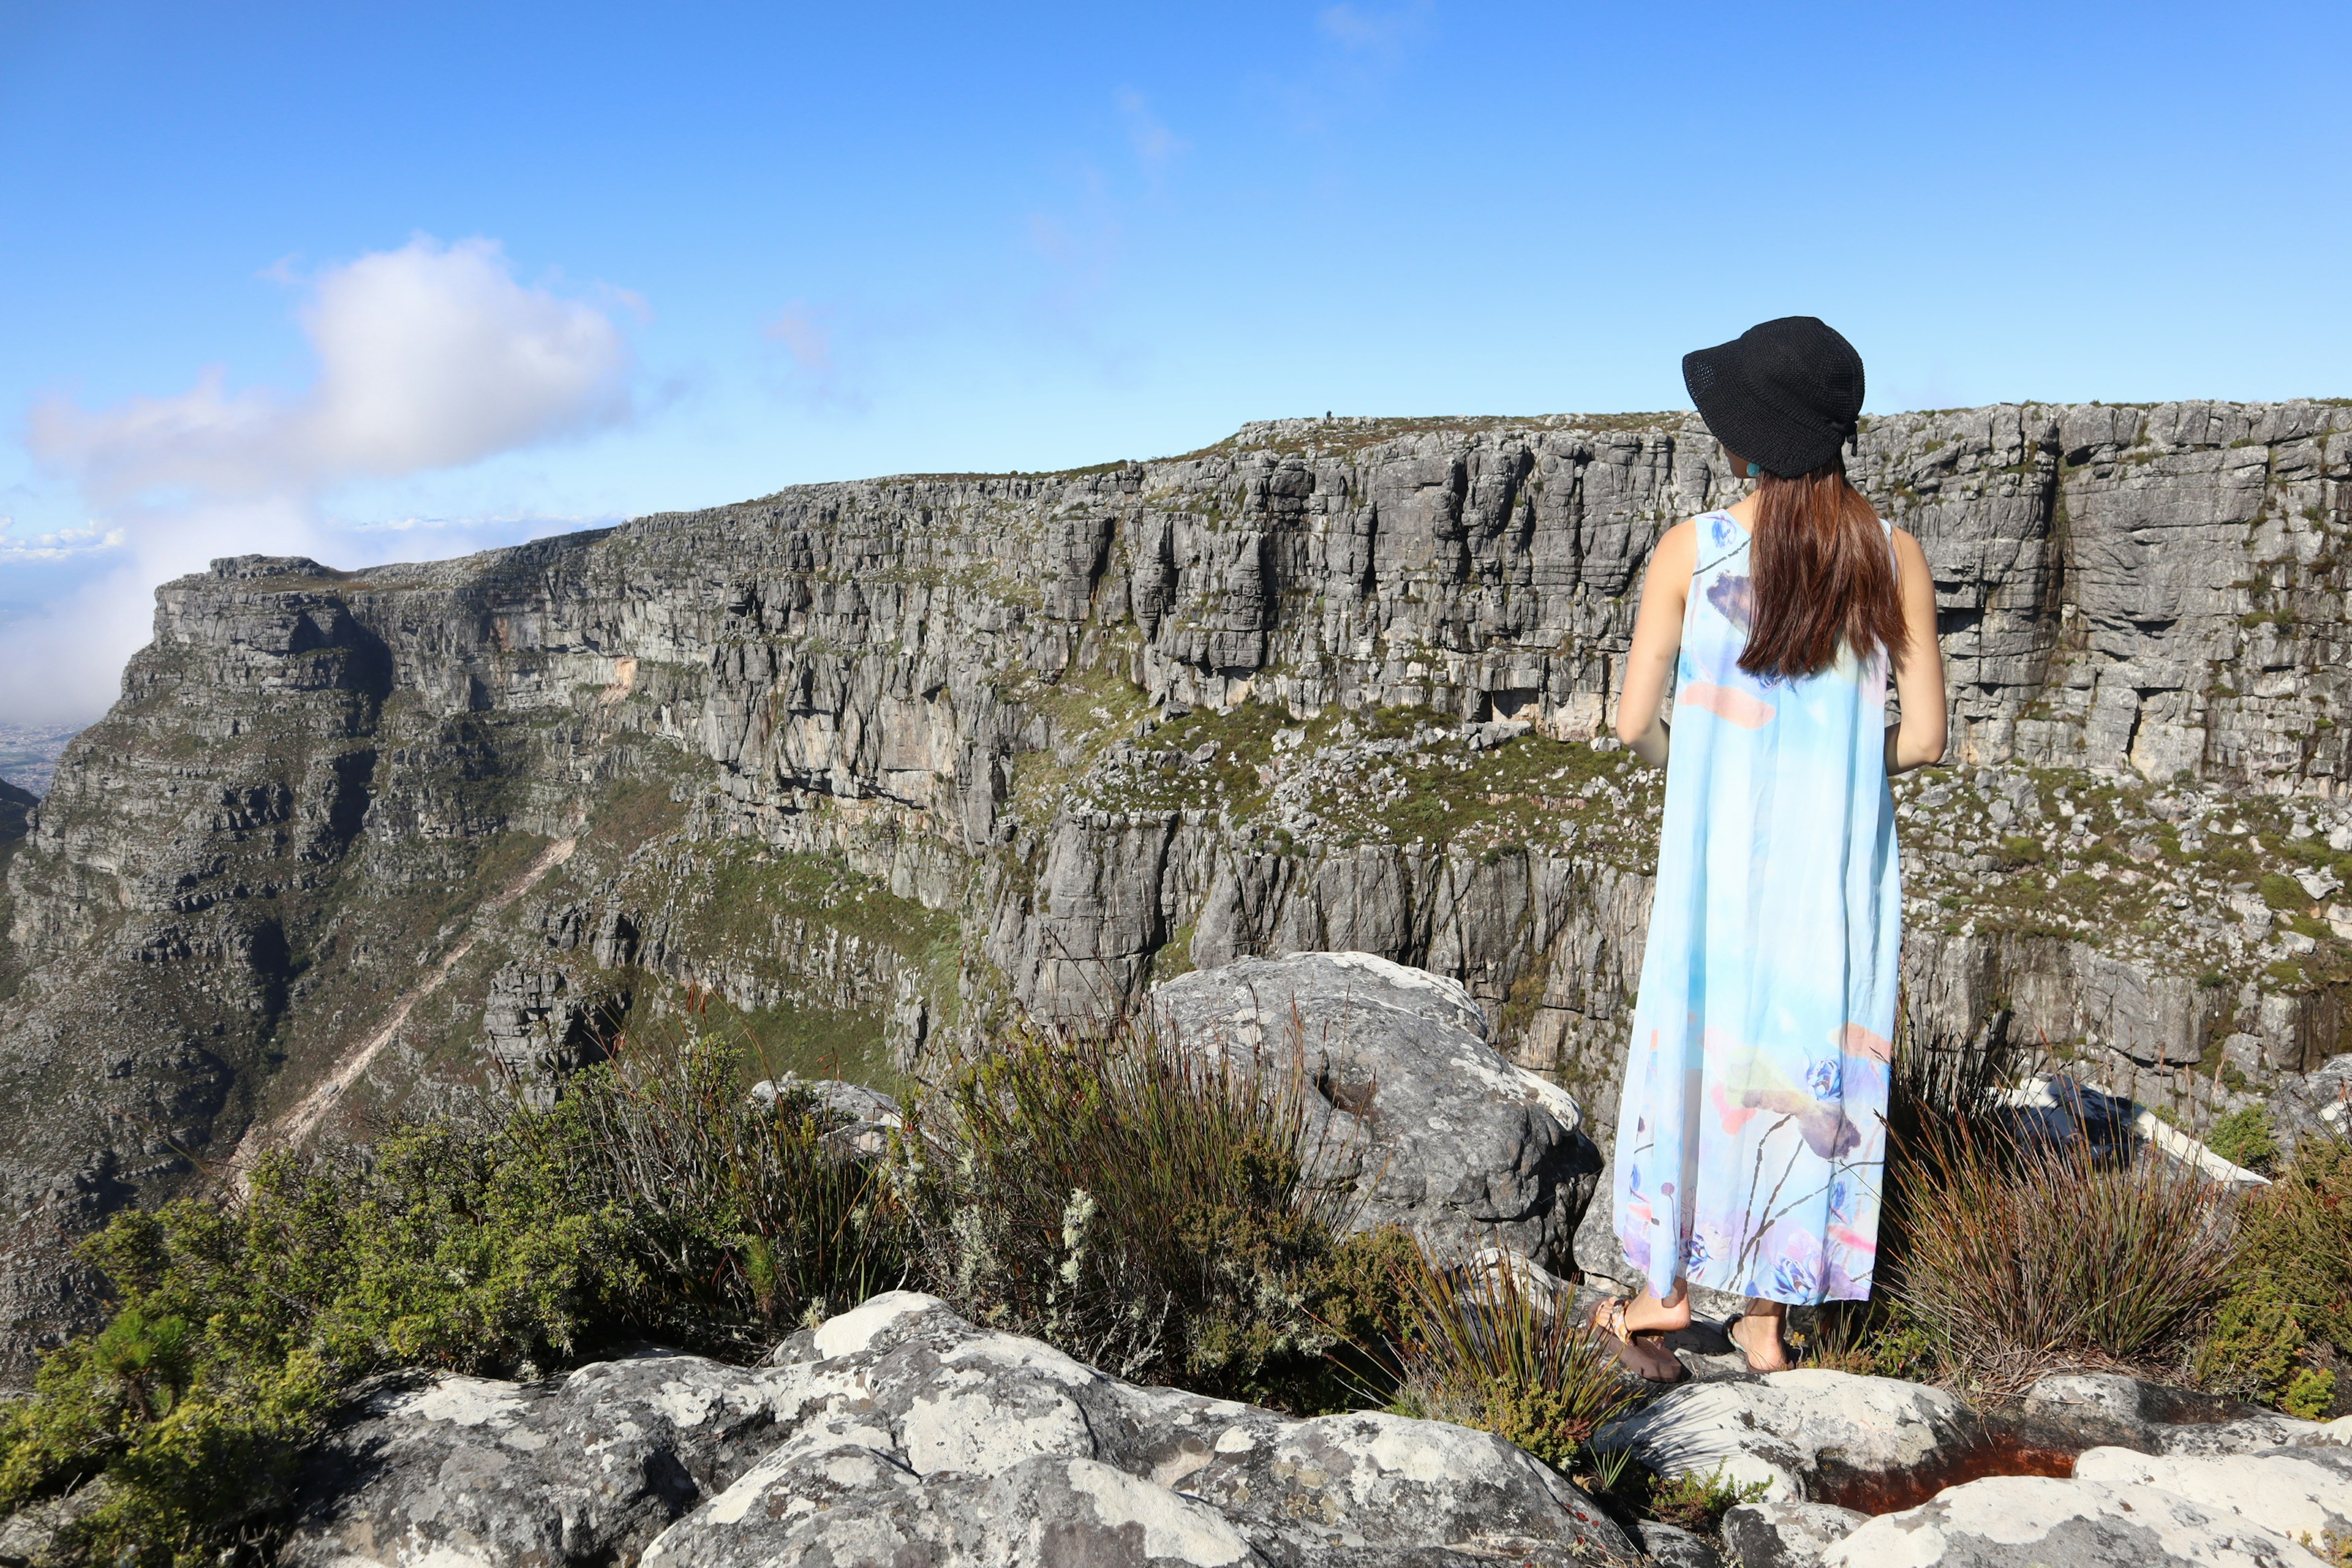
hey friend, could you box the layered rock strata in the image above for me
[4,402,2351,1374]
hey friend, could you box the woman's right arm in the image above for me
[1613,520,1697,767]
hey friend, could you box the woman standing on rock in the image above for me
[1594,317,1947,1381]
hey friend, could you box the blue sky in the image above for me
[4,0,2348,723]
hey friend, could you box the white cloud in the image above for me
[1,235,637,726]
[0,519,125,561]
[30,237,631,501]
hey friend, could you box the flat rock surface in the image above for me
[1148,951,1602,1270]
[1720,1498,1871,1567]
[1819,1461,2342,1568]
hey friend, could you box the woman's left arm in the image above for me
[1887,528,1948,775]
[1613,520,1697,767]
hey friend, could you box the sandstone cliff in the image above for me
[3,401,2349,1376]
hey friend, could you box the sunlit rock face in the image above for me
[276,1291,1640,1567]
[4,402,2350,1378]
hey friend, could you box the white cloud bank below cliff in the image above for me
[1,236,636,726]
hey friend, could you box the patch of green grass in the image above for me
[2201,1104,2277,1175]
[1631,1463,1772,1534]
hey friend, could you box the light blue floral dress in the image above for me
[1611,509,1901,1305]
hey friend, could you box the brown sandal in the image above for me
[1588,1297,1689,1384]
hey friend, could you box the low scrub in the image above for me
[0,1025,903,1567]
[2196,1133,2352,1419]
[904,1006,1399,1408]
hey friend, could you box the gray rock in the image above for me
[1593,1370,1978,1513]
[2076,1443,2352,1544]
[0,1480,107,1568]
[282,1351,781,1567]
[1719,1499,1869,1568]
[2271,1052,2352,1154]
[1636,1519,1728,1567]
[748,1074,902,1157]
[1147,951,1602,1270]
[283,1291,1638,1567]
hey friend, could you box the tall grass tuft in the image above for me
[1890,1114,2239,1393]
[1387,1241,1637,1474]
[905,1003,1378,1404]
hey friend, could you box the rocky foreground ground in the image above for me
[4,952,2342,1567]
[7,1294,2328,1568]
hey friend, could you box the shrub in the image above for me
[2205,1106,2280,1175]
[1890,1116,2239,1393]
[2197,1134,2352,1415]
[537,1027,911,1354]
[1385,1242,1636,1474]
[905,1005,1380,1408]
[1801,1298,1937,1382]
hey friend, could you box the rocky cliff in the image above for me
[4,401,2350,1378]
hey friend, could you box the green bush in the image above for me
[2197,1135,2352,1415]
[1633,1462,1771,1534]
[904,1008,1389,1408]
[2206,1106,2281,1175]
[0,1023,906,1566]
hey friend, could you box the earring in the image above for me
[1746,461,1761,478]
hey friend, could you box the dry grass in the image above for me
[1890,1114,2239,1394]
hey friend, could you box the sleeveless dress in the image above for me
[1610,508,1901,1305]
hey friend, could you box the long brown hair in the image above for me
[1738,454,1906,680]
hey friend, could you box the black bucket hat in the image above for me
[1682,317,1865,478]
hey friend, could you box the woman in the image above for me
[1594,317,1947,1381]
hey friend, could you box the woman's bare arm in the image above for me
[1613,519,1698,767]
[1886,527,1948,775]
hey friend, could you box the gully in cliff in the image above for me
[1589,317,1950,1381]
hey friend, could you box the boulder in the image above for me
[2271,1052,2352,1154]
[1593,1370,1981,1513]
[1819,1467,2335,1568]
[283,1352,781,1566]
[1148,952,1602,1272]
[2011,1371,2345,1458]
[1719,1499,1870,1568]
[1637,1519,1728,1567]
[283,1291,1640,1567]
[749,1073,902,1158]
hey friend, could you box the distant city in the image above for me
[0,723,83,797]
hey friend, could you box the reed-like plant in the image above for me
[1891,1114,2239,1392]
[1388,1240,1637,1474]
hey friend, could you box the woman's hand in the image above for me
[1613,521,1697,767]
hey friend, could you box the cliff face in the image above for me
[2,401,2350,1374]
